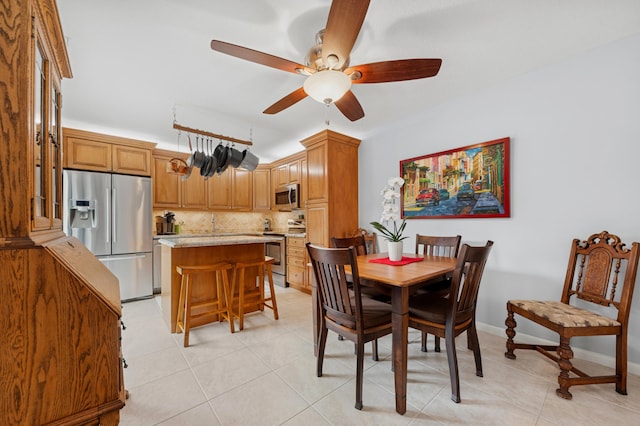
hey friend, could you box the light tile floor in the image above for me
[120,283,640,425]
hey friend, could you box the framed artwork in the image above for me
[400,137,510,219]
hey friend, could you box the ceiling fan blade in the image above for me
[334,90,365,122]
[263,87,308,115]
[322,0,370,70]
[211,40,314,75]
[345,59,442,84]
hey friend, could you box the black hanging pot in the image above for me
[214,143,228,175]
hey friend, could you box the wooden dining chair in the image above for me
[413,234,462,352]
[306,243,393,410]
[352,228,378,254]
[331,235,390,359]
[505,231,640,400]
[409,241,493,403]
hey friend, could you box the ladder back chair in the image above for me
[331,235,390,359]
[307,243,393,410]
[352,228,378,255]
[409,241,493,403]
[413,234,462,352]
[505,231,640,400]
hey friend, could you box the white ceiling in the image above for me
[57,0,640,162]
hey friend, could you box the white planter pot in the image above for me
[387,241,403,261]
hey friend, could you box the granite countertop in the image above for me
[158,234,284,248]
[154,232,261,240]
[154,231,305,239]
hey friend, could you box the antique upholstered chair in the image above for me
[307,243,393,410]
[505,231,640,400]
[413,234,462,352]
[408,241,493,403]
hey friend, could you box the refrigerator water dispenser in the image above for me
[69,199,96,228]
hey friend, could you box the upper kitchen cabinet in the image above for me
[63,128,155,176]
[275,157,301,186]
[152,149,207,209]
[301,130,360,247]
[252,165,270,211]
[207,168,253,211]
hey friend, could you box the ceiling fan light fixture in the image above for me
[303,70,352,104]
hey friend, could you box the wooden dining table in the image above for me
[311,252,457,415]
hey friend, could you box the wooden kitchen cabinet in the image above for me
[1,1,125,423]
[252,166,270,210]
[63,127,154,176]
[152,149,207,209]
[152,153,181,208]
[207,168,252,211]
[275,164,289,186]
[182,168,208,209]
[233,168,253,210]
[208,170,232,209]
[301,130,360,248]
[286,236,310,292]
[274,158,301,187]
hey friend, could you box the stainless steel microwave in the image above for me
[275,184,300,210]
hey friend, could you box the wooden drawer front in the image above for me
[288,256,306,268]
[287,245,305,258]
[287,237,306,248]
[287,265,305,285]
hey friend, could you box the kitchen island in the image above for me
[158,235,282,332]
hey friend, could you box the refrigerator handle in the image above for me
[105,187,110,244]
[112,186,117,243]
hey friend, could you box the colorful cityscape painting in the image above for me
[400,137,510,219]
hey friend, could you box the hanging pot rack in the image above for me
[172,123,252,146]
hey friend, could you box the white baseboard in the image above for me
[477,322,640,376]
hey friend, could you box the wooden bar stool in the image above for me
[175,262,234,347]
[231,256,279,330]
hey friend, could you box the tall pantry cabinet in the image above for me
[301,130,360,289]
[0,1,125,424]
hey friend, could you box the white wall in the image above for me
[358,33,640,366]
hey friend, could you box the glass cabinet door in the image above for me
[32,26,63,232]
[33,41,49,229]
[51,82,62,228]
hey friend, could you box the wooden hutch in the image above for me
[0,1,125,424]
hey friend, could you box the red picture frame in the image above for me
[400,137,510,219]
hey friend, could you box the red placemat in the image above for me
[368,256,423,266]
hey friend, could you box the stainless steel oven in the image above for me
[265,234,286,279]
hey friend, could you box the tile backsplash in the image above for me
[153,209,302,234]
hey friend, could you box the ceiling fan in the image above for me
[210,0,442,122]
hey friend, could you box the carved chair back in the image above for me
[562,231,640,322]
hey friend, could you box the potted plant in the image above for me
[370,177,408,261]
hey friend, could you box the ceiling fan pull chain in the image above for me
[324,103,331,127]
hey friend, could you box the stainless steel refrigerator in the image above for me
[63,169,153,301]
